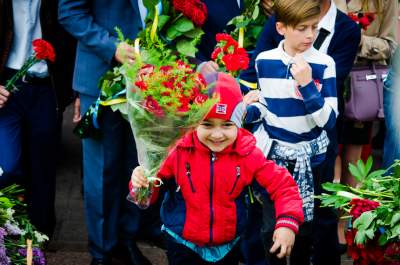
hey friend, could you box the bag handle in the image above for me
[370,63,385,118]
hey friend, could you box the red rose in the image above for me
[32,39,56,62]
[186,0,207,27]
[144,96,164,118]
[172,0,187,12]
[194,94,208,104]
[160,65,173,73]
[190,6,207,27]
[358,16,372,30]
[162,81,175,89]
[349,198,379,219]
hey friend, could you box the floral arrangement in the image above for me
[317,158,400,265]
[125,59,216,208]
[4,39,55,92]
[0,183,48,265]
[226,0,267,51]
[136,0,207,58]
[348,12,376,30]
[211,33,250,77]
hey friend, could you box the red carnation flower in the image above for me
[216,33,233,43]
[144,96,164,118]
[32,39,56,63]
[138,64,155,81]
[211,47,222,60]
[194,94,208,105]
[160,65,173,73]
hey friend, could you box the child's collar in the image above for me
[278,40,315,65]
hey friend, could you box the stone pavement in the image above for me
[45,106,352,265]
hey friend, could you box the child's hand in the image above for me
[131,166,149,189]
[290,54,312,87]
[243,90,260,105]
[269,227,296,259]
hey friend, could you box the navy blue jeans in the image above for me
[0,71,57,236]
[383,48,400,168]
[79,94,161,259]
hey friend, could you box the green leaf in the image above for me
[157,15,170,31]
[391,212,400,227]
[143,0,160,9]
[354,230,367,245]
[322,182,349,192]
[367,169,386,180]
[348,163,363,182]
[365,156,373,175]
[183,28,204,38]
[174,17,194,33]
[176,39,197,57]
[357,159,367,178]
[353,211,376,230]
[378,232,388,246]
[252,5,260,20]
[166,26,183,40]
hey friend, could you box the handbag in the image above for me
[344,63,387,121]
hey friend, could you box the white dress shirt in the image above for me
[6,0,48,77]
[317,0,337,54]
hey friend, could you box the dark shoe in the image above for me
[126,242,152,265]
[338,243,348,255]
[90,258,111,265]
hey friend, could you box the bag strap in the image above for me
[371,63,385,118]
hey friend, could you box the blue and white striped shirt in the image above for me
[252,40,338,164]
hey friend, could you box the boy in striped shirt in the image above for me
[244,0,338,263]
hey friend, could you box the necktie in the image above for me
[313,28,330,50]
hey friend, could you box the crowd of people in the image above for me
[0,0,399,265]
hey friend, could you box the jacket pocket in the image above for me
[185,162,196,192]
[229,166,241,195]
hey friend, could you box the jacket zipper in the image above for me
[229,166,241,195]
[209,152,216,243]
[185,162,195,192]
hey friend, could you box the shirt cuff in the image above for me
[275,215,301,234]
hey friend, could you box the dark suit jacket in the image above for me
[58,0,142,97]
[0,0,76,111]
[240,10,361,102]
[196,0,242,61]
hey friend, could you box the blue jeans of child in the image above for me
[383,48,400,168]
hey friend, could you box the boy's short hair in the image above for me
[274,0,320,27]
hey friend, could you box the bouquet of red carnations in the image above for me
[317,158,400,265]
[125,59,216,208]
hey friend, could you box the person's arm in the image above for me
[252,150,304,232]
[358,0,398,61]
[239,15,281,93]
[292,55,338,130]
[58,0,122,64]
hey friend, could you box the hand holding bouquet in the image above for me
[4,39,55,92]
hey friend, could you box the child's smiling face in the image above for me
[197,118,238,152]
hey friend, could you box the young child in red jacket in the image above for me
[130,72,304,265]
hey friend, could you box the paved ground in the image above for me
[44,106,354,265]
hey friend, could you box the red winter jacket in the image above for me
[130,128,303,246]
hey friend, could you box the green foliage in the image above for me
[317,158,400,248]
[227,0,267,50]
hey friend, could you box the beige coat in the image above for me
[335,0,398,64]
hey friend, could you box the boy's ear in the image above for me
[276,22,286,36]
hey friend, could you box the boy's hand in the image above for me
[270,227,296,259]
[198,61,219,77]
[0,85,10,108]
[290,54,312,87]
[131,166,149,189]
[243,90,260,105]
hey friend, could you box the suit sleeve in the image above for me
[58,0,117,64]
[252,149,304,233]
